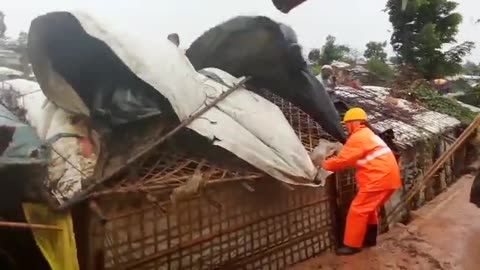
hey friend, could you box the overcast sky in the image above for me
[2,0,479,62]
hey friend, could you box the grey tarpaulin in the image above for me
[28,10,328,193]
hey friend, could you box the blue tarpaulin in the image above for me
[0,103,49,167]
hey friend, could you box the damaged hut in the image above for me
[0,11,471,270]
[9,11,344,270]
[330,86,468,230]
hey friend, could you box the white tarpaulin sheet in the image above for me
[0,79,97,202]
[29,11,335,199]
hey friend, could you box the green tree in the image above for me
[386,0,474,79]
[367,58,394,81]
[308,48,321,63]
[364,41,388,62]
[318,35,350,65]
[389,55,401,65]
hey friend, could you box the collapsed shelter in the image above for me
[71,87,469,270]
[0,82,471,270]
[0,11,473,270]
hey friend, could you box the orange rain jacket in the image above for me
[323,125,402,192]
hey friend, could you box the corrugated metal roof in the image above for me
[333,86,461,148]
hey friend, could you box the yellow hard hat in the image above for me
[343,107,368,123]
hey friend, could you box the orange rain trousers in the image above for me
[344,189,395,248]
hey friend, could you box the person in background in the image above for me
[167,33,180,47]
[320,65,336,91]
[318,107,402,256]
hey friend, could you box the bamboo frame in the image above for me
[84,90,340,270]
[80,87,470,270]
[0,221,62,231]
[55,77,251,210]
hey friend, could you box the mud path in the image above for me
[290,175,480,270]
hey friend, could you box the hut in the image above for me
[0,69,343,270]
[331,86,468,229]
[69,86,469,270]
[71,90,341,270]
[0,80,472,270]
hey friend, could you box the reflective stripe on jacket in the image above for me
[323,125,402,192]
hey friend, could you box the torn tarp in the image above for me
[1,79,97,203]
[28,11,329,202]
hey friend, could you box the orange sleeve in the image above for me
[322,134,366,172]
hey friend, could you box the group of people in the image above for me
[166,31,402,257]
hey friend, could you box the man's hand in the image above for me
[326,142,343,158]
[310,140,344,167]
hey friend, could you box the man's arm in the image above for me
[322,135,365,172]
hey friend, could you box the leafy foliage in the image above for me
[443,41,476,75]
[389,55,401,65]
[412,85,476,124]
[367,58,394,81]
[308,49,321,63]
[309,64,322,76]
[386,0,474,79]
[364,41,388,62]
[318,35,350,65]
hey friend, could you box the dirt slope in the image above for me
[289,175,480,270]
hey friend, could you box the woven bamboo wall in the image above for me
[78,88,469,270]
[87,178,336,270]
[81,91,340,270]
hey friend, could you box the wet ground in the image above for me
[289,175,480,270]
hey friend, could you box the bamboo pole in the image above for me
[56,76,251,211]
[384,114,480,227]
[0,221,62,231]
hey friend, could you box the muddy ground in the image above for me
[289,175,480,270]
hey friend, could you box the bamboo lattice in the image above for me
[86,91,339,270]
[84,89,469,270]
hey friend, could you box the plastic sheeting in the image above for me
[1,79,97,203]
[22,203,80,270]
[28,11,332,189]
[0,103,48,167]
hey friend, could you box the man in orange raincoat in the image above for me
[322,107,402,256]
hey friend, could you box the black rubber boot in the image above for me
[336,246,361,256]
[363,224,378,247]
